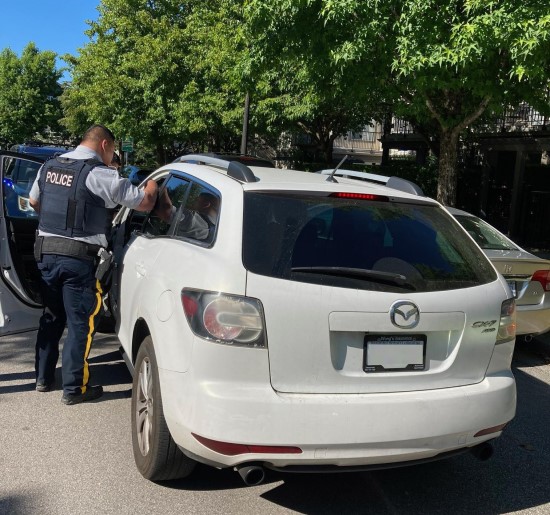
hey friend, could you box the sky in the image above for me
[0,1,100,81]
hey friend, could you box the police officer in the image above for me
[28,124,158,405]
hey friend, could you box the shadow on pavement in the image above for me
[0,332,131,396]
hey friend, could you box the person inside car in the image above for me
[154,188,219,241]
[177,191,219,241]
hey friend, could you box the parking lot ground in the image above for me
[1,330,549,515]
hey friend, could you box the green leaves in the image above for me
[247,0,550,203]
[8,0,545,181]
[245,0,388,161]
[0,43,63,147]
[62,0,248,162]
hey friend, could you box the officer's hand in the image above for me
[152,188,175,222]
[137,180,159,212]
[144,179,158,192]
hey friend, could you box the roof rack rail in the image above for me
[319,169,424,196]
[173,154,257,183]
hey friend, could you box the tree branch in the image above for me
[426,94,492,135]
[425,97,446,128]
[456,95,492,132]
[297,120,313,136]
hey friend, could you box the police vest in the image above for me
[38,157,112,238]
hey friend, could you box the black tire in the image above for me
[131,336,196,481]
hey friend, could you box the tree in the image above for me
[173,0,250,153]
[296,0,550,204]
[0,43,63,147]
[62,0,195,164]
[245,0,388,164]
[62,0,251,164]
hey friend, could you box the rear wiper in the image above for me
[290,266,416,289]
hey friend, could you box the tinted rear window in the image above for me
[242,192,496,292]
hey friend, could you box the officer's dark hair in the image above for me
[82,124,116,144]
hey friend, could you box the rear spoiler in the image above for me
[319,169,425,196]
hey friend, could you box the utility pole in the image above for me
[240,92,250,155]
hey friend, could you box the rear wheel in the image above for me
[131,335,196,480]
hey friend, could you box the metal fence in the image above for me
[333,125,384,152]
[475,102,550,134]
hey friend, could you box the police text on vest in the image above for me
[46,170,74,187]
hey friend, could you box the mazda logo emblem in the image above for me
[390,301,420,329]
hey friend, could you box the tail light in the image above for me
[532,270,550,291]
[496,298,516,344]
[181,289,266,347]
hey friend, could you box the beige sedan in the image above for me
[449,207,550,340]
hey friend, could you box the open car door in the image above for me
[0,152,44,336]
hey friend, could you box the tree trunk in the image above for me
[320,137,334,164]
[426,95,492,206]
[436,128,460,206]
[155,141,165,166]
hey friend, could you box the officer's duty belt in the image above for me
[35,236,102,261]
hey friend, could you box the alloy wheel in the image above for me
[135,357,153,456]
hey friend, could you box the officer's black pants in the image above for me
[35,254,103,396]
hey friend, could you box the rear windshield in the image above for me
[454,214,518,251]
[242,192,497,292]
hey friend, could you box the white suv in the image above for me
[105,156,516,484]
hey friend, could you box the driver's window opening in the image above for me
[173,183,220,244]
[144,176,190,237]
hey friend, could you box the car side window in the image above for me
[173,183,220,244]
[143,175,191,237]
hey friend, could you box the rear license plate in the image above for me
[364,334,426,373]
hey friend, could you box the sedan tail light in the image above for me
[532,270,550,291]
[496,298,516,344]
[181,288,266,347]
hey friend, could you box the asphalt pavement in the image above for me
[1,330,549,515]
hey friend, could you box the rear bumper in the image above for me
[516,303,550,335]
[264,444,488,473]
[161,369,516,469]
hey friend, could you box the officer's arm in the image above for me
[135,180,158,212]
[153,187,175,222]
[28,167,42,213]
[29,197,40,213]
